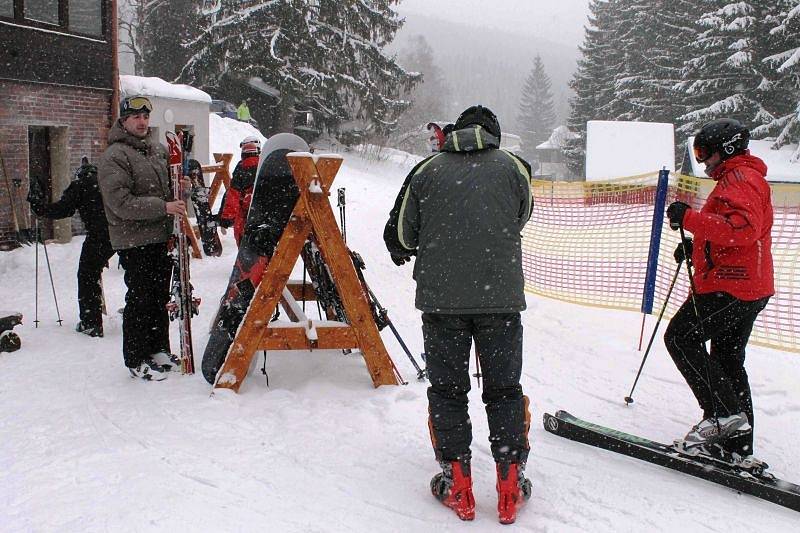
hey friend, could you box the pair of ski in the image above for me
[544,410,800,513]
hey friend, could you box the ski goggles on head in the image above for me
[693,143,712,163]
[120,96,153,117]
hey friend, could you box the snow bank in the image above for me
[208,114,267,179]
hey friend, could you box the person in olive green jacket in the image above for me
[98,95,185,381]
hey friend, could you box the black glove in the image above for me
[673,238,693,264]
[26,183,45,216]
[666,201,691,230]
[390,253,411,266]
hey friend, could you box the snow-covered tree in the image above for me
[677,1,780,135]
[564,0,624,176]
[392,35,449,155]
[126,0,201,81]
[517,55,556,159]
[612,0,695,125]
[180,0,419,134]
[755,1,800,159]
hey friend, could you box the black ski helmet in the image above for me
[692,118,750,162]
[454,105,501,141]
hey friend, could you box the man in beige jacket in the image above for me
[98,96,185,381]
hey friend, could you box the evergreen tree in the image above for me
[612,0,695,125]
[393,35,448,155]
[139,0,201,81]
[564,0,624,176]
[677,1,779,135]
[180,1,419,134]
[754,1,800,158]
[517,55,556,159]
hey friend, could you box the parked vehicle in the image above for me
[210,99,238,120]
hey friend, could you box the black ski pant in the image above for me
[77,235,114,331]
[423,312,530,464]
[118,242,172,368]
[664,291,769,455]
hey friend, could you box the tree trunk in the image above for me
[277,93,295,133]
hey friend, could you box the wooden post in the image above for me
[202,153,233,208]
[181,213,202,259]
[213,154,400,392]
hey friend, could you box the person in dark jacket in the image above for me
[98,95,186,381]
[384,105,533,524]
[27,159,114,337]
[218,135,261,245]
[665,119,773,468]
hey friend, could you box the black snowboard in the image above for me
[201,133,310,384]
[187,159,222,257]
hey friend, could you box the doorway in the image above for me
[28,126,53,241]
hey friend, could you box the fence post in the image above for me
[640,168,671,316]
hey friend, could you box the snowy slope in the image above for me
[1,133,799,531]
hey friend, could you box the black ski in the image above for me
[543,410,800,513]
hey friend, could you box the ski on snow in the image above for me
[543,410,800,513]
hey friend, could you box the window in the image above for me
[25,0,59,25]
[69,0,101,36]
[0,0,13,17]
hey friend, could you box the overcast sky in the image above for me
[396,0,591,49]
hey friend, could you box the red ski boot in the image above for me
[430,459,475,520]
[496,462,532,524]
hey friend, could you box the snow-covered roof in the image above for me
[247,77,280,99]
[585,120,675,181]
[536,125,577,150]
[685,136,800,183]
[120,75,212,104]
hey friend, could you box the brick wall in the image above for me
[0,80,112,249]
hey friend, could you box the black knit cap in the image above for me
[454,105,501,140]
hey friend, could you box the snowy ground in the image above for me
[2,144,799,532]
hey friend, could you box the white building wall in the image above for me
[146,97,210,165]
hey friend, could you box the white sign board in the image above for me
[585,120,675,181]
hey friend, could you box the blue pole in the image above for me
[641,168,670,314]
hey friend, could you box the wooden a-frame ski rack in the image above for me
[213,153,401,392]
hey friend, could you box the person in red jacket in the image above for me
[664,119,773,466]
[219,135,261,245]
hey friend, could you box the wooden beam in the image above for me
[204,153,233,207]
[258,325,358,351]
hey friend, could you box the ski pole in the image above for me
[364,283,426,380]
[34,219,40,327]
[679,225,722,429]
[624,259,682,405]
[40,226,63,326]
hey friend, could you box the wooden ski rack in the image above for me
[213,153,400,392]
[202,153,233,207]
